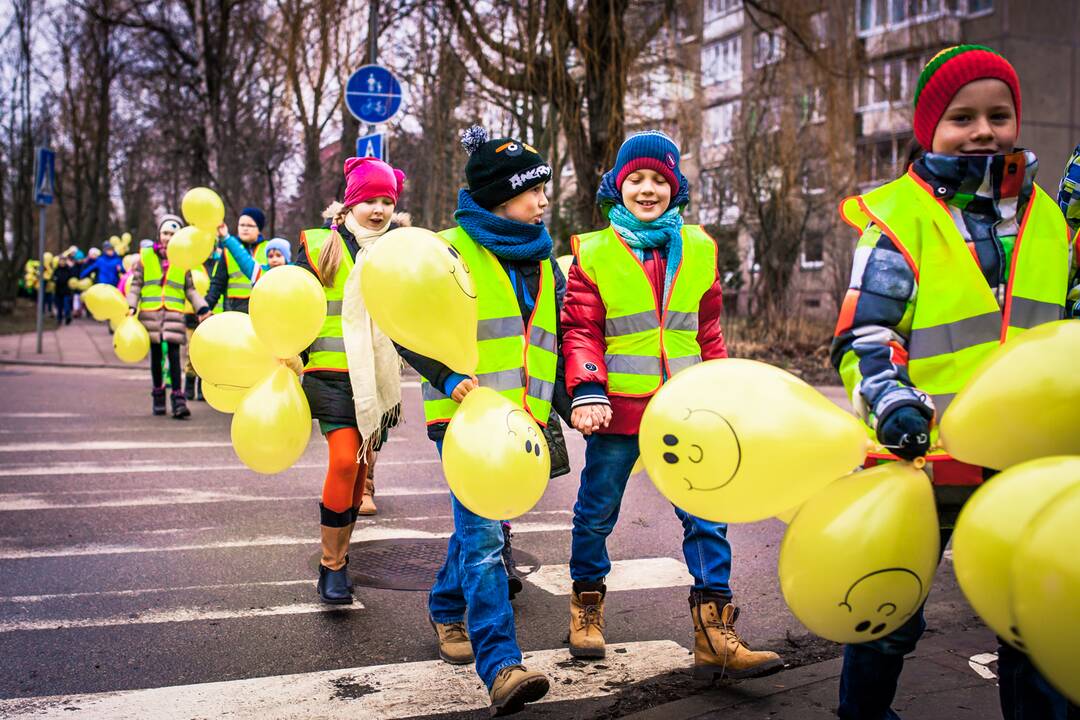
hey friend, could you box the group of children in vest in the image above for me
[123,43,1078,717]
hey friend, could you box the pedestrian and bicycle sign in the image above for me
[357,132,385,161]
[345,65,402,124]
[34,147,55,206]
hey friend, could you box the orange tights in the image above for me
[321,428,369,514]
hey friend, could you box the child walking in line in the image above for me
[396,126,570,716]
[125,214,208,419]
[560,130,782,679]
[295,157,405,604]
[831,46,1078,719]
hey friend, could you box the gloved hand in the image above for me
[877,405,931,461]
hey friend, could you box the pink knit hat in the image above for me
[342,157,406,207]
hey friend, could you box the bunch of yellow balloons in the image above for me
[79,282,149,363]
[165,187,225,272]
[109,232,133,255]
[190,266,326,474]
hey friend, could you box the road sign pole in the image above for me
[366,0,379,153]
[35,204,45,354]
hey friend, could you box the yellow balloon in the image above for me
[556,254,573,278]
[77,278,93,291]
[249,265,327,358]
[43,251,54,266]
[202,381,249,414]
[442,387,549,520]
[190,267,210,296]
[166,226,214,271]
[83,283,129,322]
[231,365,312,474]
[67,278,78,290]
[113,316,150,363]
[952,456,1080,650]
[359,227,478,374]
[638,359,870,522]
[182,187,226,233]
[1011,482,1080,704]
[189,312,278,390]
[779,462,940,643]
[121,232,132,243]
[109,235,120,246]
[941,321,1080,469]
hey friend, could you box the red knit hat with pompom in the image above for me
[913,45,1021,149]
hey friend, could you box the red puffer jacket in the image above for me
[561,243,728,435]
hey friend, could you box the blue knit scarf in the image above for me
[607,203,684,306]
[453,189,553,261]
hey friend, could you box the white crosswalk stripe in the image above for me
[526,557,694,595]
[0,640,691,719]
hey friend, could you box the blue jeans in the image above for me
[570,433,732,595]
[58,295,72,323]
[428,440,521,689]
[838,528,1079,719]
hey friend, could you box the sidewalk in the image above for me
[624,626,1001,720]
[0,317,147,369]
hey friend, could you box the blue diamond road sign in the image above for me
[345,65,402,124]
[357,132,384,160]
[34,147,55,206]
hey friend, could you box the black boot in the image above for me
[195,376,205,401]
[170,390,191,419]
[184,374,196,400]
[152,387,167,416]
[502,523,524,600]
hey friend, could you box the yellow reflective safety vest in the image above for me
[572,224,717,397]
[420,226,558,426]
[224,240,268,300]
[301,228,351,373]
[839,169,1069,462]
[209,256,225,314]
[138,248,187,313]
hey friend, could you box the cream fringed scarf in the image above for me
[341,214,402,455]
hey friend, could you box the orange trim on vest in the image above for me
[855,195,920,283]
[838,198,864,233]
[1000,189,1039,342]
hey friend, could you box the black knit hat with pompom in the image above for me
[460,125,552,210]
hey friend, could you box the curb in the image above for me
[0,358,143,371]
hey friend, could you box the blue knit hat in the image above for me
[613,131,681,191]
[240,206,266,231]
[265,238,291,263]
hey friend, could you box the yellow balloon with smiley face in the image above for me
[778,462,940,644]
[442,387,549,520]
[359,227,478,375]
[638,359,870,523]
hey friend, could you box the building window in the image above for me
[857,0,960,35]
[800,87,826,125]
[855,134,912,184]
[753,30,784,68]
[802,232,825,270]
[809,11,829,49]
[704,0,742,24]
[967,0,992,14]
[702,34,742,85]
[704,100,741,145]
[801,158,828,195]
[857,56,921,110]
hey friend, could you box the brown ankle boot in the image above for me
[488,665,549,716]
[357,475,377,516]
[429,618,474,665]
[569,589,606,658]
[690,596,783,680]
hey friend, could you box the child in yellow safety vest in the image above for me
[560,130,782,680]
[395,125,571,715]
[125,214,209,419]
[830,46,1079,719]
[294,157,405,606]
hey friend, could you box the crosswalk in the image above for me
[0,370,740,719]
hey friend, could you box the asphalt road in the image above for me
[0,358,985,719]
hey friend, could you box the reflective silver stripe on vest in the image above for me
[667,354,702,375]
[478,367,527,391]
[421,381,446,401]
[605,310,658,337]
[528,325,557,354]
[309,336,346,354]
[908,311,1000,360]
[1009,297,1063,329]
[478,316,523,341]
[526,377,556,405]
[229,271,246,279]
[325,300,343,315]
[664,311,699,332]
[165,279,186,291]
[604,354,663,376]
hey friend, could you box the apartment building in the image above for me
[631,0,1080,316]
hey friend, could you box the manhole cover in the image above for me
[309,538,539,591]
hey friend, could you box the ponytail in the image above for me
[316,202,352,288]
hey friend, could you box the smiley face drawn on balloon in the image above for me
[660,408,742,491]
[445,245,477,299]
[505,408,545,460]
[839,568,924,637]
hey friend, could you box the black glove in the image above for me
[876,406,930,461]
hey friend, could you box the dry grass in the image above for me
[0,296,44,336]
[721,314,839,385]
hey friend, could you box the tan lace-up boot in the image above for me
[569,590,606,658]
[488,664,549,716]
[691,596,783,680]
[429,618,474,665]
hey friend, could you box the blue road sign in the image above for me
[34,147,55,206]
[345,65,402,124]
[356,133,384,160]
